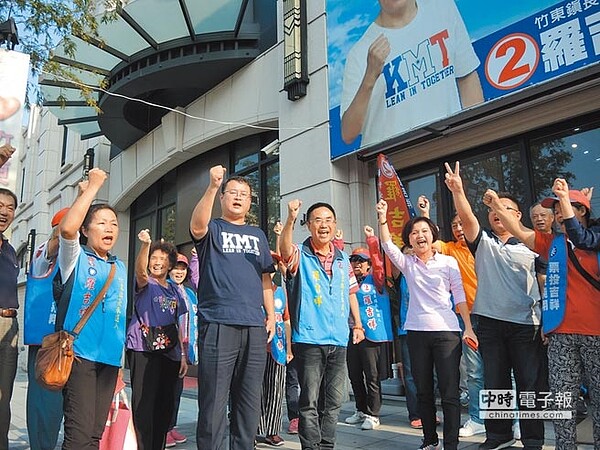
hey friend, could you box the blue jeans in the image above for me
[458,315,484,425]
[477,316,545,448]
[295,344,347,450]
[399,335,419,421]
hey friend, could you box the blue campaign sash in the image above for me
[270,286,288,365]
[184,286,199,365]
[543,235,568,334]
[358,274,393,342]
[23,262,59,345]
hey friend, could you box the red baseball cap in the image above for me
[541,190,591,211]
[176,253,189,266]
[350,248,370,261]
[51,208,69,227]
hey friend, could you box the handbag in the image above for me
[134,298,179,353]
[100,378,137,450]
[35,264,116,390]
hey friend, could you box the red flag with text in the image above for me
[377,153,416,248]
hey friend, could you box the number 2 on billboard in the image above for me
[485,33,540,90]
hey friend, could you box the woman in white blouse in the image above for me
[376,199,477,450]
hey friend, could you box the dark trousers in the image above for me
[62,358,119,450]
[27,346,63,450]
[295,344,347,450]
[128,350,180,450]
[286,357,300,421]
[169,377,184,430]
[408,331,462,450]
[399,335,419,421]
[0,317,17,450]
[346,338,382,417]
[477,316,545,448]
[196,323,267,450]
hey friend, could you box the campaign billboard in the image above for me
[327,0,600,159]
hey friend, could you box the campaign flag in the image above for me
[377,153,416,248]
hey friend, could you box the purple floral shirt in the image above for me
[126,277,188,361]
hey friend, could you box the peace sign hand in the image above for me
[444,161,464,194]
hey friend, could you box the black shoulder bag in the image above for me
[567,245,600,291]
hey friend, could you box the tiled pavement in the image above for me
[8,368,595,449]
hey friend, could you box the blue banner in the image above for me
[327,0,600,159]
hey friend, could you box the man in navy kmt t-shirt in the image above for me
[190,165,274,450]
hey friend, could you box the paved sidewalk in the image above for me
[8,368,595,449]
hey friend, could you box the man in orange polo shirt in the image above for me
[418,195,484,438]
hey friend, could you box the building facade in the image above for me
[11,1,600,357]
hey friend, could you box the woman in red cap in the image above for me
[165,252,198,447]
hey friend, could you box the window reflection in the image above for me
[531,126,599,213]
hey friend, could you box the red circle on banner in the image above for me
[485,33,539,90]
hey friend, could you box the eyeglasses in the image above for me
[309,217,336,225]
[223,189,251,199]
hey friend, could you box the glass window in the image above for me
[530,125,600,212]
[159,204,176,243]
[159,171,177,205]
[404,172,440,224]
[132,213,154,257]
[459,145,526,225]
[234,136,260,172]
[244,170,259,227]
[265,160,280,248]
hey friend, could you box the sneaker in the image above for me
[410,418,423,429]
[287,417,299,434]
[345,410,366,424]
[288,417,300,434]
[165,431,177,448]
[459,418,486,437]
[264,435,285,447]
[169,428,187,444]
[418,440,441,450]
[361,415,380,430]
[512,422,521,440]
[478,438,516,450]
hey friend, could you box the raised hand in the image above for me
[482,189,500,207]
[335,229,344,240]
[138,229,152,244]
[444,161,463,193]
[87,168,108,188]
[287,199,302,221]
[552,178,569,201]
[364,225,374,238]
[0,143,15,167]
[581,186,594,201]
[209,165,226,189]
[376,199,388,220]
[365,34,391,84]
